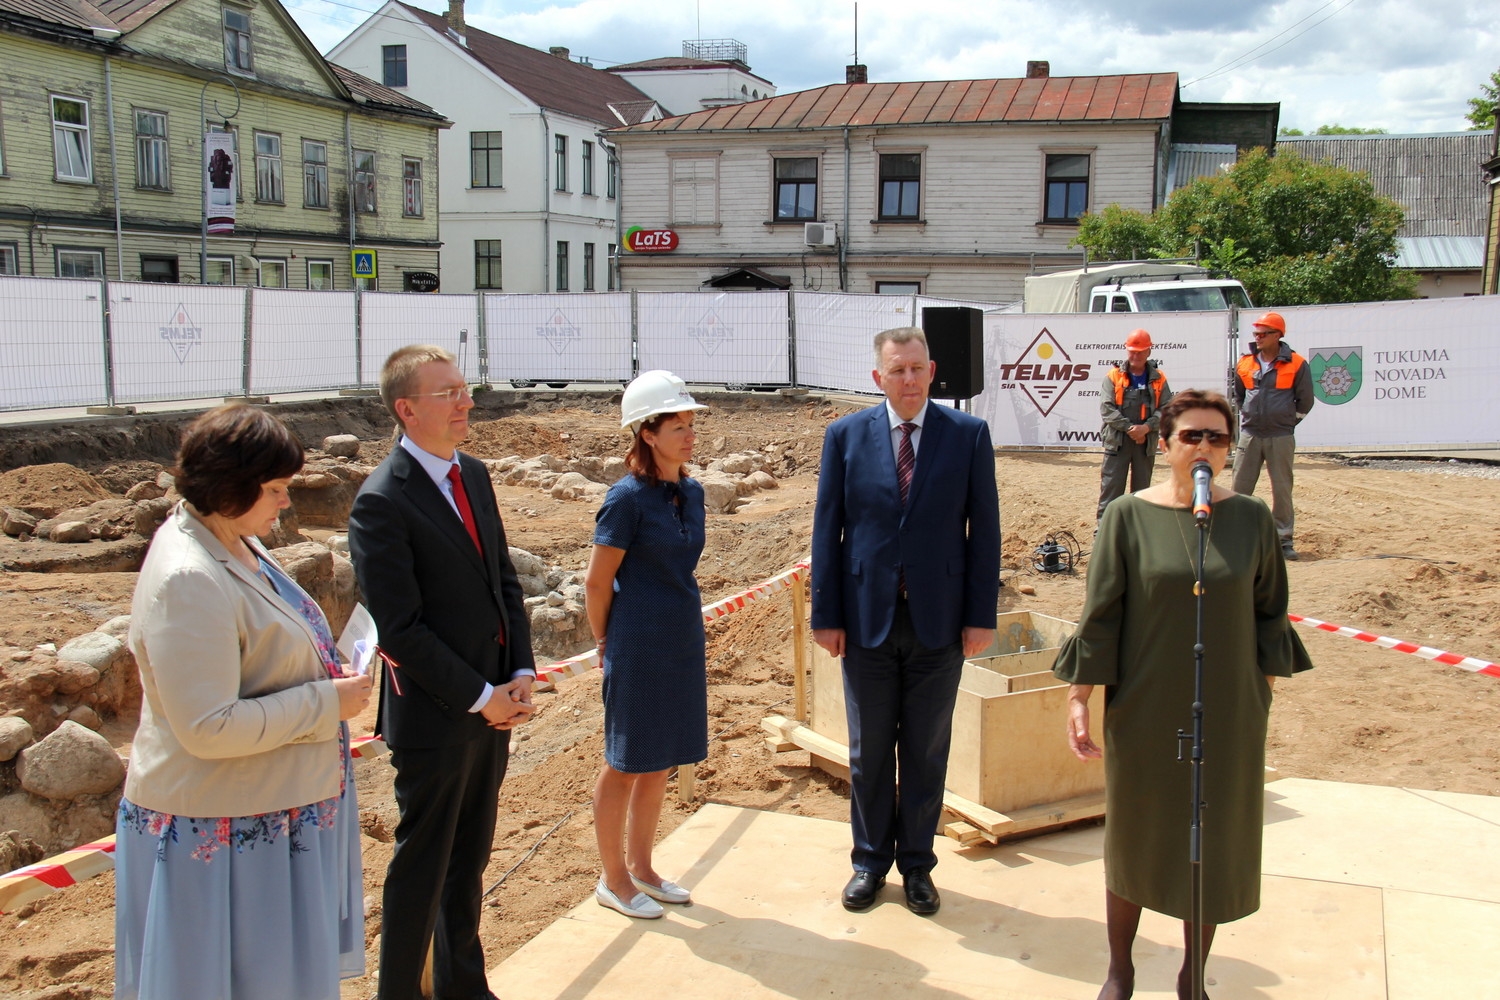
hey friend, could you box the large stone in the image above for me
[0,716,34,761]
[125,479,166,501]
[288,460,370,528]
[56,632,127,675]
[322,434,361,458]
[1,507,37,537]
[66,705,103,730]
[550,472,605,501]
[133,496,174,538]
[746,470,779,490]
[52,660,101,696]
[49,520,93,543]
[15,721,126,800]
[696,472,743,514]
[98,615,132,640]
[509,547,547,579]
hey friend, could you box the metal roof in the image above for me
[1278,132,1491,237]
[1394,235,1485,270]
[616,73,1180,134]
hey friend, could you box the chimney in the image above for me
[1026,60,1050,79]
[549,46,570,61]
[444,0,465,34]
[846,64,868,84]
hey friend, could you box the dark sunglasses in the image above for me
[1175,428,1232,447]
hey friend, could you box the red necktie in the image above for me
[897,422,916,506]
[446,465,483,555]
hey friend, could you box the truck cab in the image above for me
[1088,273,1252,312]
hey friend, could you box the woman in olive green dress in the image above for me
[1054,389,1312,1000]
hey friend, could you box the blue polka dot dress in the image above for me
[593,474,708,773]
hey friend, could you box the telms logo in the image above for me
[1001,328,1091,416]
[159,304,202,364]
[535,310,581,355]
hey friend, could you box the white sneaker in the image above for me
[595,877,664,919]
[631,873,692,904]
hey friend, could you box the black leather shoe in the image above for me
[841,871,885,911]
[903,869,940,915]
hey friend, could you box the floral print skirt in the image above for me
[112,726,364,1000]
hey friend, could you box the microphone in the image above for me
[1191,460,1213,523]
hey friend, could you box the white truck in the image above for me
[1022,262,1252,313]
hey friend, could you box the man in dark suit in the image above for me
[811,326,1000,916]
[348,345,535,1000]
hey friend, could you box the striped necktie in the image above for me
[897,422,916,505]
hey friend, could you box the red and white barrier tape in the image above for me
[536,560,810,684]
[1,561,812,911]
[1288,613,1500,679]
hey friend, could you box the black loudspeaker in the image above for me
[921,306,984,400]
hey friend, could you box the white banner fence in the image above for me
[1,276,1495,449]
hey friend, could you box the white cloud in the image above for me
[290,0,1499,133]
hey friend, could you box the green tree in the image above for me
[1466,67,1499,130]
[1072,148,1417,306]
[1279,124,1388,135]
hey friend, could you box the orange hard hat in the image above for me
[1252,311,1286,334]
[1124,329,1152,351]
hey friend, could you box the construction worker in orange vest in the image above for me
[1231,311,1314,560]
[1097,328,1171,524]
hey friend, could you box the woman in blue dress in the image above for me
[585,371,709,919]
[115,404,373,999]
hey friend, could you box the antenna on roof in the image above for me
[854,2,858,65]
[696,0,701,42]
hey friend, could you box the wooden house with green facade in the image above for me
[0,0,449,289]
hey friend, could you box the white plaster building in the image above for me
[328,0,662,293]
[606,40,777,117]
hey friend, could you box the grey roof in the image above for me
[1277,132,1491,237]
[1168,143,1236,191]
[1394,235,1485,270]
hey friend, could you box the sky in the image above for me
[286,0,1497,134]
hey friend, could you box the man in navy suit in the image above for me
[348,345,535,1000]
[811,326,1000,915]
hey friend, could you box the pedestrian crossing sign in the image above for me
[352,250,377,278]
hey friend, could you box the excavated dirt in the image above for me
[0,391,1497,999]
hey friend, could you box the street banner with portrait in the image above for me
[204,132,236,235]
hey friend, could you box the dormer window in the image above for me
[223,7,253,74]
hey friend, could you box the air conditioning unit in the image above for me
[803,222,838,247]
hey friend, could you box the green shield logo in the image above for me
[1310,347,1362,405]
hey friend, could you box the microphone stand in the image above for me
[1177,513,1209,1000]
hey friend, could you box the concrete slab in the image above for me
[488,778,1500,998]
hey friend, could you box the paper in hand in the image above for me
[337,604,379,676]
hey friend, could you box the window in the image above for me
[0,244,18,275]
[583,242,595,291]
[382,45,407,87]
[581,141,594,195]
[205,256,234,285]
[223,6,253,74]
[353,150,376,213]
[56,249,103,278]
[554,135,568,191]
[774,157,817,219]
[475,240,502,289]
[254,132,283,203]
[555,240,569,291]
[879,153,921,220]
[669,156,717,224]
[606,243,616,290]
[402,158,423,217]
[1044,153,1090,223]
[51,96,91,182]
[140,255,179,283]
[308,259,333,290]
[135,110,169,190]
[303,140,328,208]
[876,281,921,295]
[470,131,502,187]
[257,259,286,287]
[606,150,617,199]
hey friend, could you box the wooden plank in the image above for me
[791,577,808,721]
[943,821,996,847]
[677,763,695,803]
[763,737,796,753]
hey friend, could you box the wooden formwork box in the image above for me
[765,602,1106,845]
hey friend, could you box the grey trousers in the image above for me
[1097,439,1156,523]
[1232,432,1296,544]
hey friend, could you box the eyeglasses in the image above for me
[405,385,473,404]
[1175,428,1232,447]
[1252,328,1279,336]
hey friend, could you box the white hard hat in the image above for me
[620,370,706,434]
